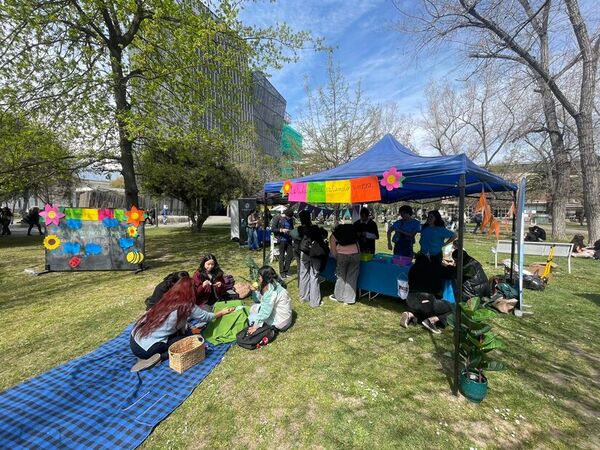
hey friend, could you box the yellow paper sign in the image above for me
[325,180,352,203]
[81,208,99,221]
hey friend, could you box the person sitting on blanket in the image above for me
[130,276,235,371]
[571,234,596,258]
[247,266,293,335]
[193,254,227,306]
[144,271,190,310]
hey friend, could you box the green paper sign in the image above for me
[306,181,326,203]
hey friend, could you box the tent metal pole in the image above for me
[262,192,267,266]
[509,191,517,283]
[453,174,466,396]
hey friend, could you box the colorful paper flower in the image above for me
[127,226,138,238]
[68,256,81,268]
[126,251,144,264]
[40,204,65,226]
[125,206,145,227]
[63,242,81,254]
[380,167,405,191]
[281,180,292,195]
[85,243,102,255]
[119,237,134,250]
[43,235,61,250]
[102,218,119,228]
[66,219,82,229]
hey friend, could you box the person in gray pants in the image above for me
[330,231,361,305]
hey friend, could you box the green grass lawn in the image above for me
[1,224,599,449]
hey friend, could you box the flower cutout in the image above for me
[43,234,61,250]
[281,180,292,195]
[125,206,145,227]
[380,167,405,191]
[127,226,138,238]
[40,204,65,226]
[68,256,81,268]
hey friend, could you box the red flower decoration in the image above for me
[125,206,145,227]
[68,256,81,268]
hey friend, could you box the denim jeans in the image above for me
[247,227,258,250]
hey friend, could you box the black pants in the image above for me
[472,222,481,234]
[28,222,43,235]
[278,240,294,275]
[406,292,453,327]
[129,333,187,361]
[1,223,10,235]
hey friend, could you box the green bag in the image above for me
[204,300,249,345]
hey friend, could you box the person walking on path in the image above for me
[1,207,13,235]
[472,212,483,234]
[27,207,44,236]
[161,204,169,225]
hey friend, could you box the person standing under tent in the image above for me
[387,205,421,257]
[297,211,328,307]
[329,224,360,305]
[354,207,379,254]
[274,208,294,279]
[419,210,457,265]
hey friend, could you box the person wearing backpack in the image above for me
[274,209,295,278]
[297,211,329,307]
[329,223,360,305]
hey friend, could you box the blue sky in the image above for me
[239,0,459,123]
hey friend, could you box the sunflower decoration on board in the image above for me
[125,206,145,227]
[280,180,292,196]
[127,226,139,238]
[43,235,61,251]
[380,167,405,191]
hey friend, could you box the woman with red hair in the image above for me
[130,276,234,371]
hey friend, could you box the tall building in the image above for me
[280,121,303,177]
[251,72,287,159]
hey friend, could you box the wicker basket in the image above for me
[168,336,205,374]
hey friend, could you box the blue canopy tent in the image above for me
[263,134,519,396]
[264,134,517,200]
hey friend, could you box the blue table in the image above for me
[321,253,455,302]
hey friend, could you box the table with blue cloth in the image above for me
[320,253,455,302]
[257,228,271,246]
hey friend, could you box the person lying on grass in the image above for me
[130,276,235,372]
[247,266,293,335]
[193,254,227,306]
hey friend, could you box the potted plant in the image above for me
[448,297,506,403]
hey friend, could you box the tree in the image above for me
[0,1,312,208]
[397,0,600,241]
[139,138,243,231]
[0,111,81,206]
[299,54,415,172]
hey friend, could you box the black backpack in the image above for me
[236,325,276,350]
[333,224,358,246]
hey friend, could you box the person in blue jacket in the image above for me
[419,210,457,264]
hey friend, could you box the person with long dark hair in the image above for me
[193,254,227,306]
[145,271,190,310]
[419,210,457,264]
[130,276,235,371]
[387,205,421,257]
[247,266,293,334]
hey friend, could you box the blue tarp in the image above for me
[264,134,517,202]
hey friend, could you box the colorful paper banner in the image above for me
[286,175,381,204]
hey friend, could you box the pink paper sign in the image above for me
[288,182,307,202]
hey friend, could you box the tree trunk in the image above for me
[575,114,600,243]
[110,49,139,208]
[537,80,569,239]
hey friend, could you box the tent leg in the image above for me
[509,191,517,284]
[453,174,466,396]
[262,192,267,267]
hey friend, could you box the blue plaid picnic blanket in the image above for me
[0,324,231,449]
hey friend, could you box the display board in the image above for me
[41,205,146,271]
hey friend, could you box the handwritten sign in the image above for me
[288,182,307,202]
[325,180,352,203]
[306,181,326,203]
[350,176,381,203]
